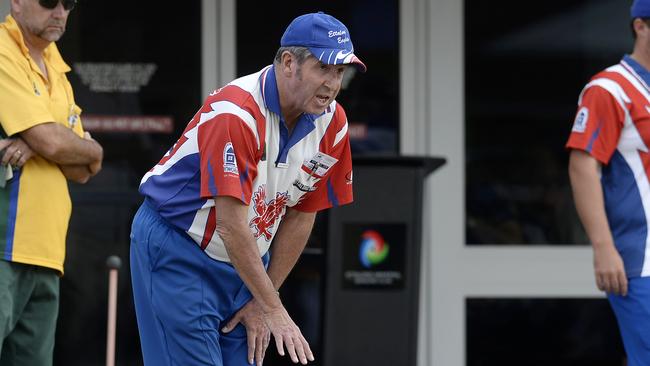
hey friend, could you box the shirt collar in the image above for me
[262,65,282,117]
[3,14,71,73]
[623,54,650,85]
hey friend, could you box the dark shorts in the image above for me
[0,260,59,366]
[130,201,268,366]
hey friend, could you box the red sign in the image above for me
[348,122,368,140]
[82,115,174,133]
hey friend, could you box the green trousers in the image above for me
[0,260,59,366]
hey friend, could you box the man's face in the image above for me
[288,56,348,115]
[14,0,70,42]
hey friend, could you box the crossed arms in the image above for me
[0,121,103,183]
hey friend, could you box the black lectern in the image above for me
[322,156,446,366]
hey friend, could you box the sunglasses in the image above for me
[38,0,77,11]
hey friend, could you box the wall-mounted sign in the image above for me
[342,223,407,289]
[82,115,173,133]
[74,63,157,93]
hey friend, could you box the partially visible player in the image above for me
[130,12,364,366]
[567,1,650,364]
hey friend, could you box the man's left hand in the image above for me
[222,298,271,366]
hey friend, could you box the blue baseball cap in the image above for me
[631,0,650,18]
[281,12,367,72]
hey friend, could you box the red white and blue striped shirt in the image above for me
[567,55,650,278]
[140,65,353,262]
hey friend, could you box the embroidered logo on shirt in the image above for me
[68,112,79,128]
[301,152,338,179]
[572,107,588,133]
[223,142,239,175]
[249,186,289,241]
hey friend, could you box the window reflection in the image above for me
[465,0,629,244]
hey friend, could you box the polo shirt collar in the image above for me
[4,14,71,73]
[623,54,650,85]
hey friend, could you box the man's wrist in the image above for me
[259,291,283,314]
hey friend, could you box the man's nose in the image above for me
[324,71,341,89]
[52,2,67,17]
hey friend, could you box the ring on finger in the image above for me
[16,150,21,156]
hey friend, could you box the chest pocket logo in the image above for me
[301,152,338,179]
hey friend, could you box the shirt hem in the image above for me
[1,254,64,275]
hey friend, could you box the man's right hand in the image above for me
[84,132,102,175]
[222,299,271,366]
[594,244,628,296]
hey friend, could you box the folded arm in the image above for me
[19,123,103,183]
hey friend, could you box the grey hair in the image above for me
[274,46,313,65]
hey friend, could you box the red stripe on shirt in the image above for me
[208,85,267,157]
[200,206,216,250]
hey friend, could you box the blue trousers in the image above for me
[130,202,267,366]
[608,276,650,366]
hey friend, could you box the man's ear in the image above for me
[280,51,295,75]
[634,18,648,38]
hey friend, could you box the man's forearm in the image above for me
[267,209,316,290]
[216,197,282,313]
[20,122,103,165]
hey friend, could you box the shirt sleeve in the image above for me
[292,108,354,212]
[0,53,55,136]
[565,84,625,165]
[198,113,260,204]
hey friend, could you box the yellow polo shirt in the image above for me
[0,15,84,274]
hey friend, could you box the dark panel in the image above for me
[323,157,444,366]
[467,298,625,366]
[464,0,628,244]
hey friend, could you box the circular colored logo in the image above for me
[359,230,389,268]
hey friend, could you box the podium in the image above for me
[322,156,446,366]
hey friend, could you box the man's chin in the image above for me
[306,104,328,116]
[39,30,64,42]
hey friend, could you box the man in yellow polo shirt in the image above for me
[0,0,104,364]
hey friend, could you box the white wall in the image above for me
[201,0,236,97]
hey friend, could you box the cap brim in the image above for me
[308,47,367,73]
